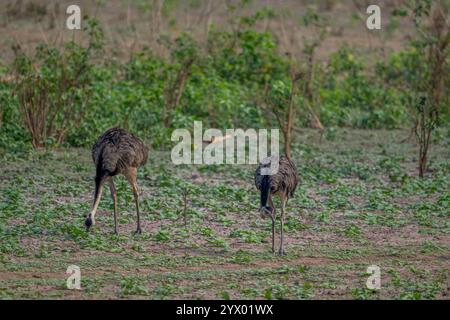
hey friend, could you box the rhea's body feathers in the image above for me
[92,127,149,177]
[255,155,299,203]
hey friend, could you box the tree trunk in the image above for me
[283,129,291,160]
[419,150,427,178]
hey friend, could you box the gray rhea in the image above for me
[85,127,149,234]
[255,156,299,255]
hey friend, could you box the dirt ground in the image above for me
[0,129,448,299]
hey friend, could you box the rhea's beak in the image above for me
[259,206,273,219]
[85,215,93,231]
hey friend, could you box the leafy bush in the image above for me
[319,45,408,128]
[10,17,103,148]
[2,15,446,152]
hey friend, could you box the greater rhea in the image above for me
[255,155,299,255]
[85,127,149,234]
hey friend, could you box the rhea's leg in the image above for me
[279,194,287,256]
[269,195,276,253]
[108,178,118,235]
[86,176,107,231]
[125,167,141,234]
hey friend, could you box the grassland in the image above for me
[0,129,449,299]
[0,0,413,62]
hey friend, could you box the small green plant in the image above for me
[229,229,265,243]
[351,287,378,300]
[154,229,171,242]
[220,291,231,300]
[344,224,361,238]
[119,277,149,296]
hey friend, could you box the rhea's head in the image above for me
[259,206,274,219]
[85,214,93,231]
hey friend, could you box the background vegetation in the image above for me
[0,0,447,153]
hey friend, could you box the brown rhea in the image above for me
[255,155,299,255]
[86,127,149,234]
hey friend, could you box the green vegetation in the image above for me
[0,0,448,300]
[0,129,448,299]
[1,3,447,153]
